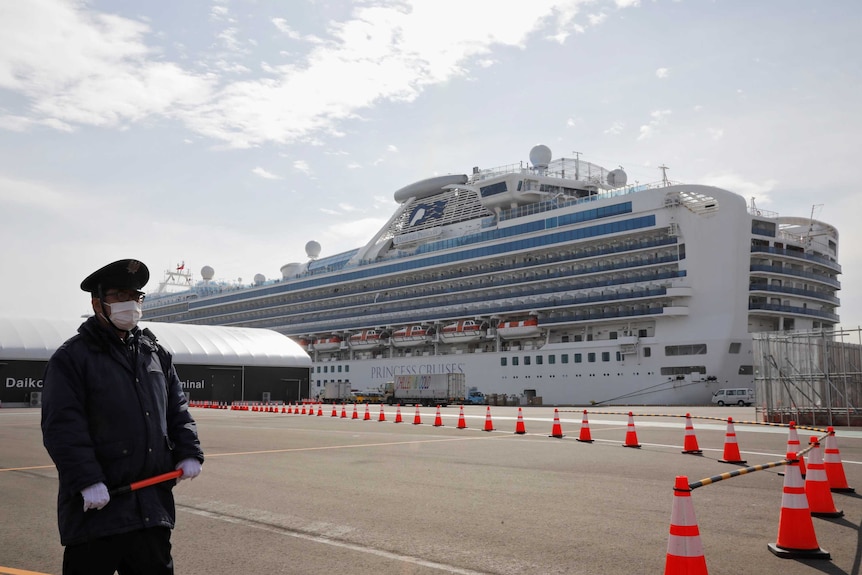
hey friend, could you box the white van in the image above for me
[711,388,755,406]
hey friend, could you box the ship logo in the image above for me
[408,201,446,227]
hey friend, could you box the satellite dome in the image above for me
[529,145,552,169]
[607,169,628,188]
[200,266,214,281]
[253,273,266,285]
[305,240,321,259]
[280,262,302,279]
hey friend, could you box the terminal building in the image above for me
[0,317,311,408]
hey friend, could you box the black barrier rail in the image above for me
[687,431,829,490]
[556,410,829,433]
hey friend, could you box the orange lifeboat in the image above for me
[348,329,383,349]
[391,325,427,347]
[439,319,484,344]
[312,335,342,351]
[496,317,541,340]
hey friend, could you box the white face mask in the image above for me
[106,300,143,331]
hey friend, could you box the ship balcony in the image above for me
[749,264,840,289]
[750,245,841,273]
[749,284,840,306]
[748,302,840,322]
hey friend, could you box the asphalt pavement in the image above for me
[2,404,861,575]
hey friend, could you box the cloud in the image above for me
[637,109,671,140]
[698,172,778,205]
[655,67,669,79]
[0,1,637,149]
[707,128,724,140]
[0,175,78,210]
[293,160,312,175]
[252,167,282,180]
[604,120,624,135]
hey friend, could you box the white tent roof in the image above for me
[0,317,311,368]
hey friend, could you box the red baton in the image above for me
[109,469,183,497]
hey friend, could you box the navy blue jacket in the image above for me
[41,317,203,546]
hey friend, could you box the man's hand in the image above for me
[175,458,202,481]
[81,482,110,511]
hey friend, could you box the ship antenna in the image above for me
[572,151,581,180]
[659,164,670,186]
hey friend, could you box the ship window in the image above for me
[513,357,520,366]
[548,355,556,365]
[316,366,321,373]
[536,355,543,365]
[574,353,582,363]
[610,331,618,340]
[601,352,610,362]
[337,366,342,373]
[665,344,707,356]
[660,366,706,375]
[643,347,651,357]
[500,357,508,367]
[639,329,648,337]
[323,366,329,373]
[345,365,349,372]
[752,220,777,237]
[728,342,742,354]
[573,335,582,342]
[739,365,754,375]
[679,244,686,260]
[588,353,596,363]
[524,356,531,366]
[561,354,569,364]
[616,352,622,361]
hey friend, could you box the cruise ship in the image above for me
[143,145,841,405]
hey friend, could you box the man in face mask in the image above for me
[41,259,204,575]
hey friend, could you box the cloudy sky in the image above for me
[1,0,860,327]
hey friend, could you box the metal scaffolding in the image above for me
[753,328,862,427]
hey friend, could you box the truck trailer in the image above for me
[384,374,466,406]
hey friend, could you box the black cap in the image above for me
[81,259,150,295]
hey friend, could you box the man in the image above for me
[41,259,204,575]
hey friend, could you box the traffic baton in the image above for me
[108,469,183,497]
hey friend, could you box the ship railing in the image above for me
[749,302,839,322]
[749,283,841,305]
[750,245,841,271]
[749,264,841,288]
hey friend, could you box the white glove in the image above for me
[175,458,202,481]
[81,482,110,511]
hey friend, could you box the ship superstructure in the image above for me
[143,145,840,405]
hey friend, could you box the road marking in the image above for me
[179,504,493,575]
[0,567,53,575]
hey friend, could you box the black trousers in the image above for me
[62,527,173,575]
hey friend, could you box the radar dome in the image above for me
[200,266,214,281]
[529,145,552,169]
[253,273,266,285]
[607,169,628,188]
[305,240,321,259]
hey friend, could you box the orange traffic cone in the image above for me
[287,403,294,414]
[824,426,855,493]
[300,404,307,415]
[309,402,316,416]
[514,407,526,434]
[483,406,495,432]
[340,404,347,418]
[317,403,323,416]
[433,405,443,427]
[331,404,338,417]
[805,437,843,518]
[363,404,371,421]
[718,417,746,465]
[412,405,422,425]
[767,452,830,559]
[664,476,708,575]
[550,409,564,438]
[622,412,641,448]
[281,405,286,413]
[576,410,593,443]
[786,422,806,477]
[378,404,386,422]
[457,405,468,429]
[352,404,359,420]
[681,413,702,455]
[394,404,403,423]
